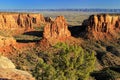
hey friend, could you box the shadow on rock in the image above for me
[23,31,43,37]
[68,25,86,38]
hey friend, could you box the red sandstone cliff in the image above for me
[0,13,45,30]
[82,14,120,40]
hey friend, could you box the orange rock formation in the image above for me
[82,14,120,40]
[0,13,45,30]
[42,16,71,45]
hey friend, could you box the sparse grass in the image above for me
[14,34,42,42]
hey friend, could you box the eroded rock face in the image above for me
[3,15,18,29]
[82,14,120,40]
[42,16,71,44]
[0,13,45,30]
[17,14,33,30]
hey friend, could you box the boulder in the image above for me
[0,69,35,80]
[0,56,15,69]
[0,56,35,80]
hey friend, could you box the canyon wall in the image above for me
[0,13,45,29]
[82,14,120,40]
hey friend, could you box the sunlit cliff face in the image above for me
[43,16,71,43]
[0,13,45,29]
[82,14,120,40]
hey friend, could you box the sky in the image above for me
[0,0,120,9]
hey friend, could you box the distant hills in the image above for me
[0,9,120,13]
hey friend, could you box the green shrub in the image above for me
[33,43,96,80]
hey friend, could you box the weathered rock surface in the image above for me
[0,56,35,80]
[82,14,120,40]
[0,13,45,30]
[0,36,16,47]
[0,69,35,80]
[17,14,33,30]
[42,16,71,44]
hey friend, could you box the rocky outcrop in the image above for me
[0,36,16,47]
[82,14,120,40]
[0,56,35,80]
[0,13,45,30]
[42,16,71,44]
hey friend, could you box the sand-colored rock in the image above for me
[0,56,35,80]
[0,56,15,69]
[42,16,71,44]
[0,69,35,80]
[82,14,120,40]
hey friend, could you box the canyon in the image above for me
[0,12,120,80]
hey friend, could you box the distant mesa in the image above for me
[40,16,71,46]
[82,14,120,41]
